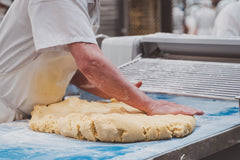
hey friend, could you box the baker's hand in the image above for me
[147,100,204,116]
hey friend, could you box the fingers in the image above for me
[180,106,204,116]
[150,100,204,116]
[195,110,204,115]
[134,81,142,88]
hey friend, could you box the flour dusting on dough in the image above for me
[29,97,195,143]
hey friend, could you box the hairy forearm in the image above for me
[71,70,112,99]
[69,42,204,116]
[69,43,154,113]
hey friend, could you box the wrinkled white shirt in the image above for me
[213,2,240,37]
[0,0,100,123]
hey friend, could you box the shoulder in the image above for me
[29,0,88,7]
[216,2,240,23]
[220,2,240,15]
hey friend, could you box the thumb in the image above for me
[134,81,142,88]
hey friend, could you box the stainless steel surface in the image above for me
[141,34,240,58]
[117,34,240,159]
[235,96,240,118]
[148,125,240,160]
[120,58,240,100]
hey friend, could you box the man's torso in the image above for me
[0,0,100,122]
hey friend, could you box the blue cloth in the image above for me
[0,93,239,160]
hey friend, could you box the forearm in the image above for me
[71,70,112,99]
[69,42,204,116]
[69,43,154,113]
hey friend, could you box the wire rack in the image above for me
[120,58,240,100]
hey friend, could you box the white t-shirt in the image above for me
[215,0,237,15]
[195,6,216,35]
[0,0,100,123]
[185,5,198,35]
[213,2,240,37]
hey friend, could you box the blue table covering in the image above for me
[0,93,239,160]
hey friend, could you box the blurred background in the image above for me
[97,0,233,36]
[0,0,238,37]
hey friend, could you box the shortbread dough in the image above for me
[29,97,196,142]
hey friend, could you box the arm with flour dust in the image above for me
[69,42,204,116]
[70,70,142,99]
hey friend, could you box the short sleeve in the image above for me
[213,3,240,37]
[28,0,97,51]
[213,14,236,37]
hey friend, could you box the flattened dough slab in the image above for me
[29,97,195,143]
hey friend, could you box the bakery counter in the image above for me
[0,93,239,160]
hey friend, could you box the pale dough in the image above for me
[29,97,196,143]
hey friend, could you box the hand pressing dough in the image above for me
[29,97,196,143]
